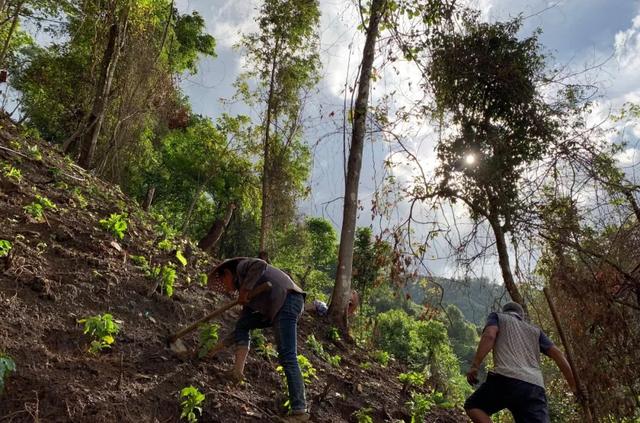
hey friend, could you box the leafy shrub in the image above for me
[77,313,120,354]
[179,386,205,423]
[251,330,278,361]
[0,353,16,393]
[407,391,433,423]
[197,323,219,359]
[372,349,390,367]
[99,213,128,240]
[159,264,176,297]
[0,240,12,257]
[353,407,374,423]
[35,194,57,211]
[2,164,22,182]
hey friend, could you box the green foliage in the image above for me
[444,304,479,370]
[2,164,22,182]
[197,273,208,286]
[197,323,219,359]
[359,361,373,371]
[276,354,316,411]
[77,313,120,354]
[326,354,342,367]
[23,202,44,222]
[352,227,392,303]
[0,353,16,393]
[157,238,174,251]
[251,330,278,361]
[398,371,426,388]
[305,334,340,367]
[372,350,390,367]
[130,255,149,269]
[179,386,205,423]
[352,407,374,423]
[99,213,128,240]
[28,145,43,161]
[0,240,12,258]
[328,326,341,342]
[35,194,57,211]
[71,188,89,209]
[152,264,176,297]
[175,250,187,267]
[406,391,432,423]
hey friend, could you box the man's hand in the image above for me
[238,289,250,305]
[466,365,479,386]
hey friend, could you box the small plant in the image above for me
[252,330,278,361]
[197,323,219,359]
[328,326,341,342]
[175,250,187,267]
[197,273,208,286]
[372,350,390,367]
[157,238,175,251]
[0,353,16,393]
[99,213,128,240]
[54,181,69,190]
[276,354,316,411]
[306,334,325,357]
[2,164,22,182]
[77,313,120,354]
[406,391,433,423]
[150,264,177,297]
[0,240,12,257]
[35,194,57,211]
[359,361,372,371]
[352,407,374,423]
[28,145,42,161]
[399,371,426,388]
[179,386,205,423]
[327,354,342,367]
[23,202,44,222]
[72,188,88,209]
[130,255,149,269]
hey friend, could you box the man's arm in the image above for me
[546,345,577,393]
[467,325,498,385]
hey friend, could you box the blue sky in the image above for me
[176,0,640,278]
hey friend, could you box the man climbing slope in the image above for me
[464,302,576,423]
[207,257,308,422]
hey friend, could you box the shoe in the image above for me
[280,411,310,422]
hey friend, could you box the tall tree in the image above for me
[424,18,561,309]
[328,0,387,330]
[237,0,320,256]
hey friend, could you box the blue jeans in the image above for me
[231,292,306,412]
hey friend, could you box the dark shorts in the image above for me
[464,372,549,423]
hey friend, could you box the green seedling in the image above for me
[157,238,174,251]
[2,164,22,182]
[406,391,433,423]
[399,371,426,388]
[179,386,205,423]
[0,353,16,393]
[35,194,57,211]
[175,250,187,267]
[197,273,208,287]
[77,313,120,354]
[372,350,390,367]
[99,213,128,240]
[277,354,316,411]
[130,255,149,269]
[23,202,44,222]
[327,354,342,367]
[150,264,176,297]
[306,334,325,357]
[0,240,12,257]
[353,407,374,423]
[28,145,42,161]
[72,188,88,209]
[197,323,219,359]
[328,326,341,342]
[359,361,372,371]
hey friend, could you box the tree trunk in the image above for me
[543,288,595,423]
[0,1,24,67]
[198,203,236,253]
[328,0,386,331]
[182,183,205,234]
[142,185,155,211]
[487,214,526,313]
[78,7,128,169]
[259,48,279,255]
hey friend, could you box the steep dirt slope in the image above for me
[0,117,467,422]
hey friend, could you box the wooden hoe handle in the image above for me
[168,282,272,344]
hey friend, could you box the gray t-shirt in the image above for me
[484,312,555,387]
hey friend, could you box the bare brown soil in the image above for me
[0,117,468,422]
